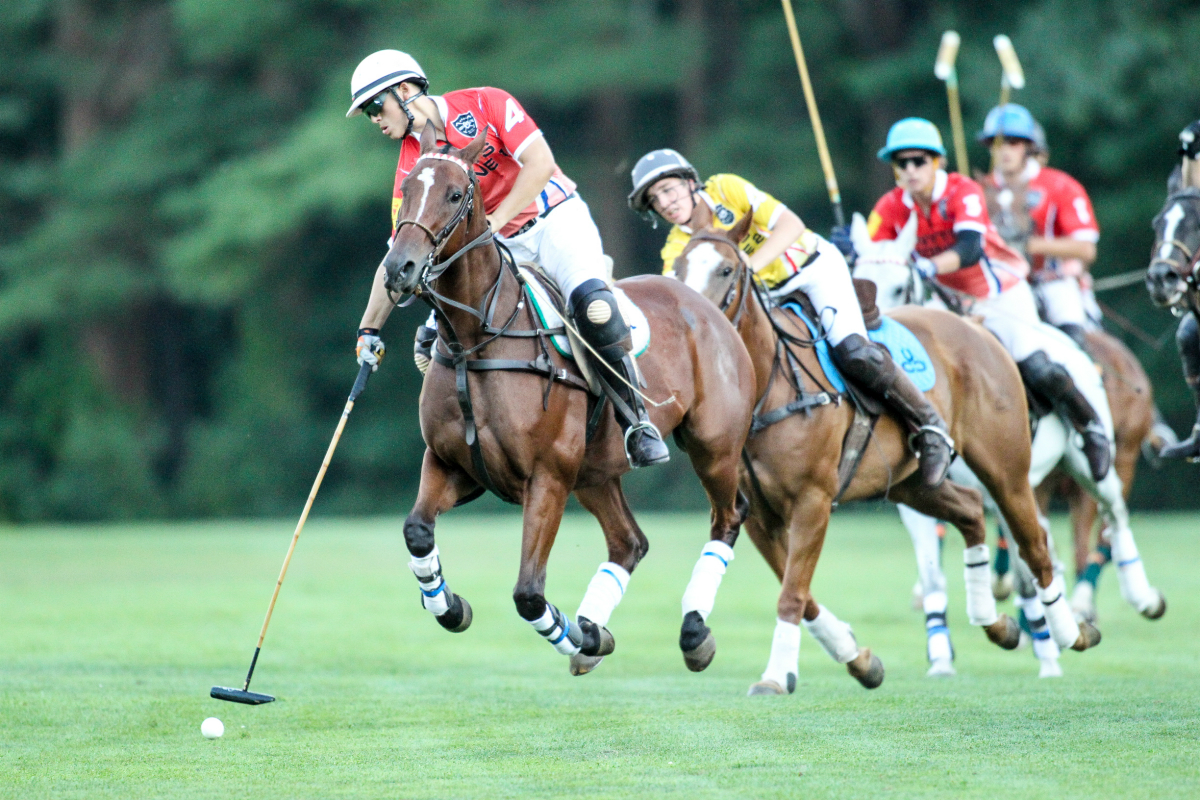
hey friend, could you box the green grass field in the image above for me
[1,511,1197,799]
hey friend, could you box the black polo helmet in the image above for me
[627,149,700,214]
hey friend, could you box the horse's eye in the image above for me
[450,191,464,203]
[893,287,904,299]
[721,265,734,277]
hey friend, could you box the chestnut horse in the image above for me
[382,127,755,675]
[672,213,1100,695]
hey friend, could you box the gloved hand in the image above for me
[829,225,856,263]
[413,325,437,374]
[356,328,385,372]
[912,255,938,281]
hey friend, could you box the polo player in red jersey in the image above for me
[866,118,1112,482]
[978,104,1100,352]
[346,49,668,468]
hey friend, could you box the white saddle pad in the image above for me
[519,266,650,359]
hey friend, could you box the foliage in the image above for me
[1,0,1198,520]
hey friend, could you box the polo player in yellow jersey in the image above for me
[628,149,954,487]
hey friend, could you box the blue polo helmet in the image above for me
[877,118,947,161]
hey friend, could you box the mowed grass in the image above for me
[1,511,1197,799]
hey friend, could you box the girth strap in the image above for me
[751,391,835,433]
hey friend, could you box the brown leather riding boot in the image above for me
[832,335,955,488]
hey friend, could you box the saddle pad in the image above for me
[520,267,650,359]
[782,302,936,394]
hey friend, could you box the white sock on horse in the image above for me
[1108,524,1157,612]
[575,562,630,627]
[923,591,953,664]
[1037,574,1082,649]
[681,540,734,621]
[409,546,450,616]
[801,605,859,664]
[963,544,1000,626]
[529,604,582,656]
[1017,594,1060,661]
[761,618,801,692]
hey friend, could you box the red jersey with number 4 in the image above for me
[867,170,1028,298]
[985,160,1099,278]
[391,87,575,238]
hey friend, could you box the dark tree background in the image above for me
[2,0,1197,521]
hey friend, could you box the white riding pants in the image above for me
[498,194,608,302]
[972,280,1045,362]
[1035,276,1091,328]
[769,237,867,347]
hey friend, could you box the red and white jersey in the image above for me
[867,170,1029,299]
[391,87,576,238]
[986,159,1099,278]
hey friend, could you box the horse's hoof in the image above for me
[1071,619,1102,651]
[436,594,472,633]
[992,572,1014,602]
[846,648,885,689]
[1038,659,1063,678]
[984,614,1021,650]
[1141,590,1167,620]
[682,632,716,672]
[747,680,786,696]
[926,658,956,677]
[569,653,604,676]
[578,618,616,657]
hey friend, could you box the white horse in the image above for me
[850,212,1164,678]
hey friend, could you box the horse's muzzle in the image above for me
[1146,261,1185,308]
[383,252,423,297]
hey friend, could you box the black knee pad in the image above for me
[569,278,629,362]
[1177,313,1200,383]
[1017,350,1073,398]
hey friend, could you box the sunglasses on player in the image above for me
[361,88,399,119]
[892,154,931,170]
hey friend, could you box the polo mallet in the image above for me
[780,0,844,228]
[935,31,970,175]
[990,34,1026,170]
[211,361,374,705]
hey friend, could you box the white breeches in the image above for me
[972,281,1045,362]
[498,194,608,302]
[1035,276,1091,328]
[768,238,867,347]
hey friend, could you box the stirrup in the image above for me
[623,421,669,468]
[909,424,955,454]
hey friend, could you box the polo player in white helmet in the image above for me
[348,49,668,467]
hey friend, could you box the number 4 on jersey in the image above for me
[505,98,525,132]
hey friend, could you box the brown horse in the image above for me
[672,213,1100,695]
[381,126,755,674]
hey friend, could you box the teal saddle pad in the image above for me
[781,302,937,394]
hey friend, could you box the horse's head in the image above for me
[670,210,755,315]
[1147,190,1200,309]
[383,124,489,296]
[849,211,920,311]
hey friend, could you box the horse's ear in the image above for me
[419,122,438,154]
[850,212,871,252]
[728,211,755,245]
[898,211,919,254]
[459,130,488,164]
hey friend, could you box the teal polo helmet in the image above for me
[977,103,1038,143]
[877,118,946,161]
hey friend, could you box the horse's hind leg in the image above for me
[896,504,955,677]
[675,428,748,673]
[889,479,1022,651]
[567,479,647,676]
[403,449,482,633]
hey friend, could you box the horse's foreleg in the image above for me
[897,504,955,676]
[513,473,582,657]
[567,480,645,675]
[403,448,480,633]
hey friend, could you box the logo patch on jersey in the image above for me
[715,204,735,225]
[451,112,478,138]
[1025,189,1044,210]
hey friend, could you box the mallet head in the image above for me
[211,686,276,705]
[935,31,960,81]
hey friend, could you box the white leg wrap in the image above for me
[761,619,801,692]
[575,562,630,627]
[1109,525,1157,612]
[409,546,450,616]
[1038,575,1081,649]
[801,605,859,664]
[1018,594,1060,661]
[899,505,947,595]
[963,544,999,626]
[681,540,734,621]
[529,604,581,656]
[923,591,953,663]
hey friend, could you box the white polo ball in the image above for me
[201,717,224,739]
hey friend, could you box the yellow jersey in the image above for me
[660,173,818,289]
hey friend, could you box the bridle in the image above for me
[1150,190,1200,296]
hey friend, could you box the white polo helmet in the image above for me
[346,50,428,118]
